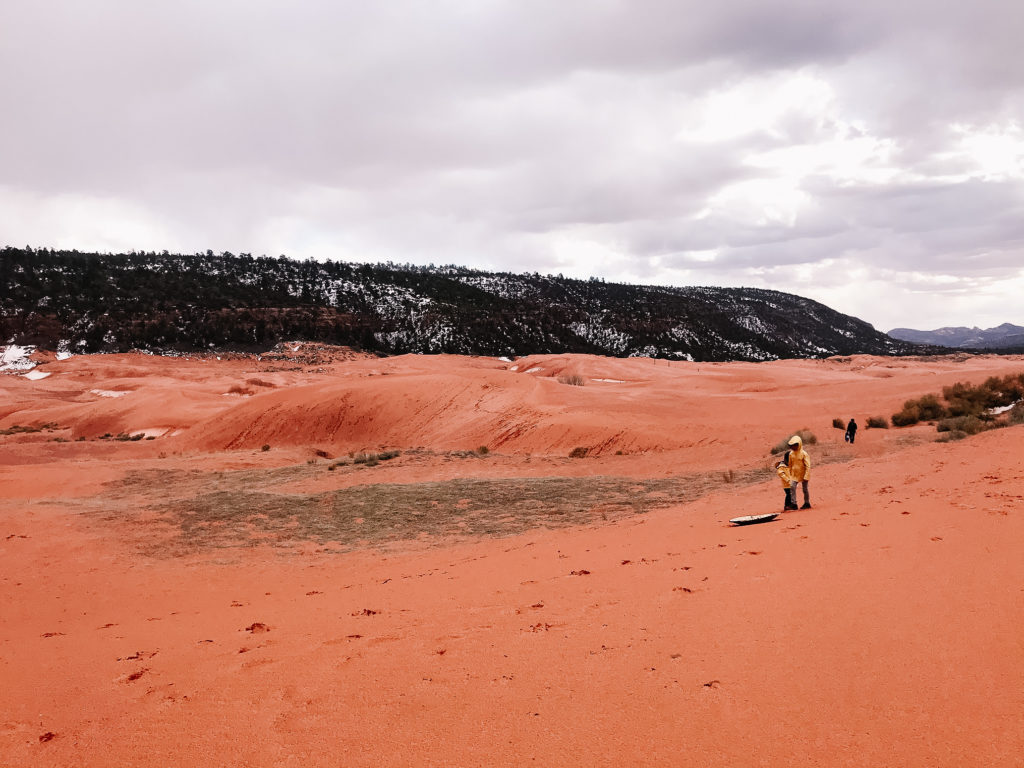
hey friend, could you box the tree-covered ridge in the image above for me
[1,246,927,361]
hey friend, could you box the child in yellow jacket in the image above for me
[775,454,798,510]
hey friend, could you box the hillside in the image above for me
[888,322,1024,350]
[2,246,927,362]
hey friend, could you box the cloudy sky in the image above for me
[2,1,1022,331]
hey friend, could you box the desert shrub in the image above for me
[721,469,735,483]
[1010,402,1024,425]
[866,416,888,429]
[0,423,59,435]
[352,453,379,467]
[892,394,947,426]
[936,430,968,443]
[569,446,590,459]
[936,415,987,436]
[558,375,585,386]
[314,449,331,459]
[378,449,401,460]
[246,378,276,388]
[477,446,489,455]
[770,429,817,455]
[261,444,270,452]
[226,384,253,396]
[943,373,1024,417]
[832,417,845,429]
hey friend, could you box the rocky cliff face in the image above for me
[2,246,928,362]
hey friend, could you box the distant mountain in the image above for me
[888,323,1024,350]
[1,246,932,362]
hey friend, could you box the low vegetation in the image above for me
[0,422,59,435]
[329,449,402,470]
[891,372,1024,438]
[95,462,773,556]
[558,375,585,386]
[568,446,590,458]
[832,417,845,429]
[770,429,817,455]
[866,416,889,429]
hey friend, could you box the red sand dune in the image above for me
[1,350,1023,766]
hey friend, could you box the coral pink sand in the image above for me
[1,352,1022,766]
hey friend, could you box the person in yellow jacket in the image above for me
[786,435,812,509]
[775,456,797,510]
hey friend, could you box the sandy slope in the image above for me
[1,351,1023,767]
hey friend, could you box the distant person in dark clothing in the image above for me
[845,418,858,444]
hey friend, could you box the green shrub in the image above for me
[866,416,888,429]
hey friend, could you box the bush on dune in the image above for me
[1010,402,1024,425]
[866,416,888,429]
[892,371,1024,437]
[936,415,987,436]
[892,393,947,427]
[770,428,817,455]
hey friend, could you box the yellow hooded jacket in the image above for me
[786,436,811,482]
[775,460,792,488]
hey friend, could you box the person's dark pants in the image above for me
[799,480,810,507]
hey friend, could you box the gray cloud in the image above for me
[1,0,1023,330]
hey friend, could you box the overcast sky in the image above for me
[2,1,1022,331]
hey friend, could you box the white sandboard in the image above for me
[729,513,779,526]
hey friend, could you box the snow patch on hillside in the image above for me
[1,345,36,372]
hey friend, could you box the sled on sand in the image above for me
[729,513,779,526]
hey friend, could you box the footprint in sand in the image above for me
[124,668,148,682]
